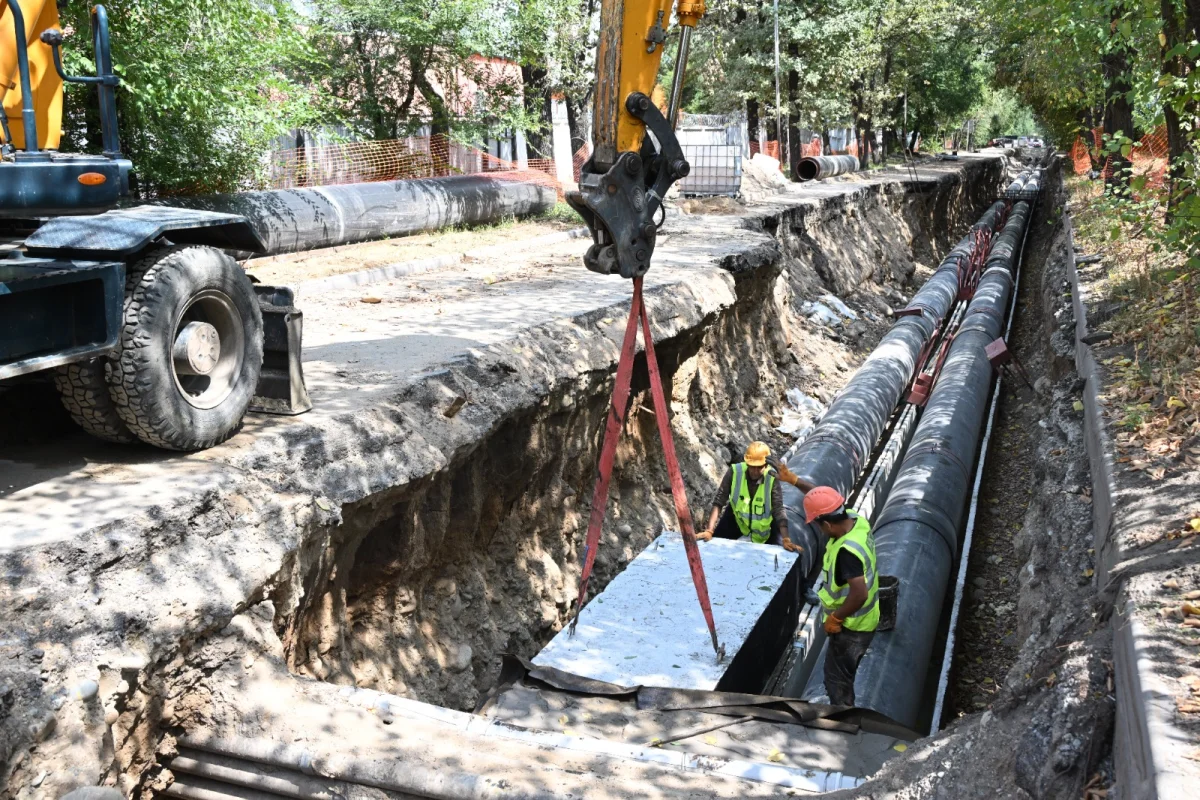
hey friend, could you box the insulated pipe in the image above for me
[797,155,860,182]
[780,200,1008,574]
[813,201,1032,728]
[163,175,557,257]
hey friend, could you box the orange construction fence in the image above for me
[267,134,563,197]
[1071,125,1169,187]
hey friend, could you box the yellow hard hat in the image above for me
[744,441,770,467]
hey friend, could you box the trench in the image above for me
[260,164,1006,714]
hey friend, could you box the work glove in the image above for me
[823,614,844,635]
[781,536,803,553]
[773,460,802,487]
[695,529,714,542]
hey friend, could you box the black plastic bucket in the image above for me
[877,575,900,631]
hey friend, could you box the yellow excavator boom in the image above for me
[0,0,63,150]
[592,0,705,171]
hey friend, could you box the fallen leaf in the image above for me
[893,742,908,752]
[1184,618,1200,628]
[558,715,569,725]
[315,498,332,511]
[768,749,784,763]
[1168,397,1187,410]
[1183,602,1200,617]
[1073,400,1085,412]
[1184,590,1200,600]
[1177,698,1200,714]
[1164,578,1181,589]
[703,735,719,746]
[1190,518,1200,532]
[1150,467,1167,481]
[360,296,382,304]
[1083,568,1095,578]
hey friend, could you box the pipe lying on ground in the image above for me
[780,200,1009,572]
[810,201,1032,728]
[163,175,557,257]
[797,155,860,182]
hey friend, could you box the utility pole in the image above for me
[773,0,783,172]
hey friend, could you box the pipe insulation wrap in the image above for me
[797,155,861,182]
[835,201,1032,728]
[162,175,557,257]
[781,200,1009,571]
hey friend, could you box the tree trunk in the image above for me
[747,98,760,149]
[1102,3,1135,187]
[787,42,801,178]
[520,64,552,158]
[1163,0,1187,208]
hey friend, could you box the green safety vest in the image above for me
[728,462,777,544]
[817,511,880,632]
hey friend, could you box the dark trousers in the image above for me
[714,507,782,546]
[824,628,875,707]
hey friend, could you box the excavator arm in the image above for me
[0,0,62,150]
[566,0,705,279]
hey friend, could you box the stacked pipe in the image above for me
[781,200,1009,574]
[797,155,860,182]
[817,201,1033,728]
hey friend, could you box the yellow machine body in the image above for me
[0,0,63,149]
[592,0,670,170]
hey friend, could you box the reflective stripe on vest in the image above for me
[728,462,776,544]
[817,511,880,632]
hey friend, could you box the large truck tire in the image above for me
[53,360,136,444]
[109,245,263,451]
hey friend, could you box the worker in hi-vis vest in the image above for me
[806,486,880,707]
[697,441,814,551]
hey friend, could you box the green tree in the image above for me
[59,0,325,196]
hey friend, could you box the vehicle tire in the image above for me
[53,360,136,444]
[109,245,263,451]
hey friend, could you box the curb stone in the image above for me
[1064,197,1191,800]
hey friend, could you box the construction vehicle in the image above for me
[1,0,307,452]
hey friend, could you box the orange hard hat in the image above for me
[744,441,770,467]
[804,486,846,523]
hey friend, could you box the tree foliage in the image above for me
[59,0,324,196]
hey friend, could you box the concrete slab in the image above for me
[533,533,798,689]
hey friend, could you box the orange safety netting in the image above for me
[572,143,592,182]
[1072,126,1169,187]
[267,134,562,197]
[801,137,823,158]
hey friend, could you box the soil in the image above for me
[243,218,578,285]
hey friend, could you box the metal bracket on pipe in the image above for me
[985,337,1035,390]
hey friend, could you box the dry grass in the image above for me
[1068,177,1200,485]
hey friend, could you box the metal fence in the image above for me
[678,144,743,196]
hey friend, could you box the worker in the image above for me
[696,441,814,551]
[806,486,879,707]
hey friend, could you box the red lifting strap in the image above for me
[569,277,722,659]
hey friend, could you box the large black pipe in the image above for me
[780,200,1009,574]
[807,201,1032,727]
[163,175,557,257]
[797,155,860,182]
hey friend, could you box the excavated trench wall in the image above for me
[0,158,1005,800]
[270,161,1006,712]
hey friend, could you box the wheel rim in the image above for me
[172,289,245,410]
